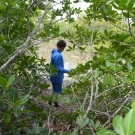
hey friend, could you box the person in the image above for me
[49,40,70,107]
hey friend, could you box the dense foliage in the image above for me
[1,0,135,134]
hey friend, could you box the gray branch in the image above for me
[0,2,50,72]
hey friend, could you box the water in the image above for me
[37,41,89,86]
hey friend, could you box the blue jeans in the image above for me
[52,83,62,94]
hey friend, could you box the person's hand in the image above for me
[67,69,74,77]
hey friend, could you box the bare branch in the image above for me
[127,12,135,39]
[0,2,51,72]
[83,20,95,119]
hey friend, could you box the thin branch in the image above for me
[71,84,81,106]
[96,84,124,99]
[0,2,51,72]
[83,19,94,119]
[26,15,31,34]
[82,91,89,111]
[90,108,111,117]
[108,19,129,33]
[27,0,38,11]
[127,12,135,39]
[103,97,129,127]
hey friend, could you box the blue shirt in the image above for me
[50,49,70,83]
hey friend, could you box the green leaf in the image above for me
[24,127,33,134]
[50,62,58,75]
[123,0,131,5]
[113,51,117,59]
[76,117,89,128]
[104,74,109,85]
[106,60,111,67]
[127,61,133,72]
[99,65,106,69]
[20,109,33,115]
[10,88,18,103]
[83,117,89,127]
[131,99,135,111]
[110,63,116,71]
[53,93,58,102]
[71,128,79,135]
[73,0,79,3]
[112,115,124,135]
[97,127,116,135]
[95,120,100,129]
[123,12,129,18]
[73,44,75,49]
[98,82,104,93]
[65,96,71,104]
[0,75,7,88]
[78,46,86,51]
[33,123,40,134]
[0,35,4,43]
[109,74,115,86]
[126,0,133,10]
[2,43,14,47]
[12,130,21,135]
[76,117,82,127]
[132,16,135,22]
[0,2,6,11]
[0,102,5,109]
[108,74,114,86]
[95,68,99,78]
[104,74,114,86]
[13,109,19,118]
[4,109,11,124]
[123,109,135,135]
[14,94,30,107]
[90,119,95,128]
[93,55,97,61]
[4,0,16,5]
[101,4,109,13]
[40,128,49,134]
[6,75,15,87]
[83,129,92,135]
[119,0,133,10]
[68,46,72,49]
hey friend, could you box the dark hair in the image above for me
[57,40,66,48]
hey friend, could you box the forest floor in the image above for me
[38,88,79,134]
[0,88,80,135]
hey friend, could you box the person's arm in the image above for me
[54,55,70,73]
